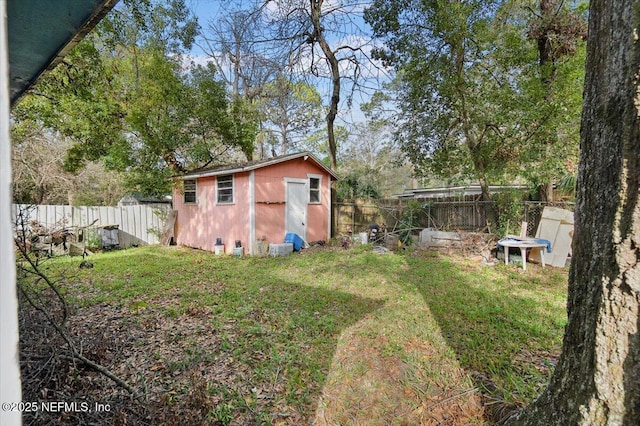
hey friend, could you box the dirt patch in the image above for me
[19,295,305,425]
[20,295,485,426]
[313,324,485,425]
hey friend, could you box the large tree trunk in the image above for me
[505,0,639,424]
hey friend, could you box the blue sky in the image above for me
[187,0,231,29]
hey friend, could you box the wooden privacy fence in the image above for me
[335,198,491,235]
[12,204,172,248]
[334,199,574,236]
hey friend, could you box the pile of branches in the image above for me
[18,297,150,426]
[15,206,148,425]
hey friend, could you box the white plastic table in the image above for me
[499,240,548,271]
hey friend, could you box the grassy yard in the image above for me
[26,244,568,425]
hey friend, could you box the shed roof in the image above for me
[176,152,339,180]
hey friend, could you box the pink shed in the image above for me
[172,152,337,255]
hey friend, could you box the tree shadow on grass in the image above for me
[150,270,387,424]
[398,254,566,424]
[21,248,385,426]
[220,275,386,423]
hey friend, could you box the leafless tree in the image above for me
[260,0,387,169]
[11,123,126,206]
[202,0,386,169]
[198,7,281,101]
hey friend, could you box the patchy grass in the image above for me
[402,252,567,420]
[28,245,567,425]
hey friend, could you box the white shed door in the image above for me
[286,180,307,239]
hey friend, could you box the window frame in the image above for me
[216,174,235,205]
[183,179,197,204]
[308,174,322,204]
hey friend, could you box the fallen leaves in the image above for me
[20,290,312,425]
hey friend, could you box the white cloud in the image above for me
[181,53,217,70]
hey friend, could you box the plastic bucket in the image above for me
[359,232,368,244]
[284,233,303,251]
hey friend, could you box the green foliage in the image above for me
[397,200,425,246]
[336,173,380,200]
[343,90,413,198]
[12,0,258,197]
[85,229,102,251]
[227,98,260,160]
[365,0,505,181]
[14,38,126,174]
[509,0,586,192]
[260,76,324,155]
[211,403,234,425]
[301,125,349,161]
[364,0,586,200]
[556,172,577,197]
[99,0,199,54]
[494,190,527,236]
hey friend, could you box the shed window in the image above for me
[217,175,234,204]
[309,176,321,203]
[183,179,197,204]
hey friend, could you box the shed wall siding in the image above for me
[174,157,333,254]
[253,158,331,244]
[174,173,251,253]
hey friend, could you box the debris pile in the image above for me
[14,217,98,257]
[419,228,498,263]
